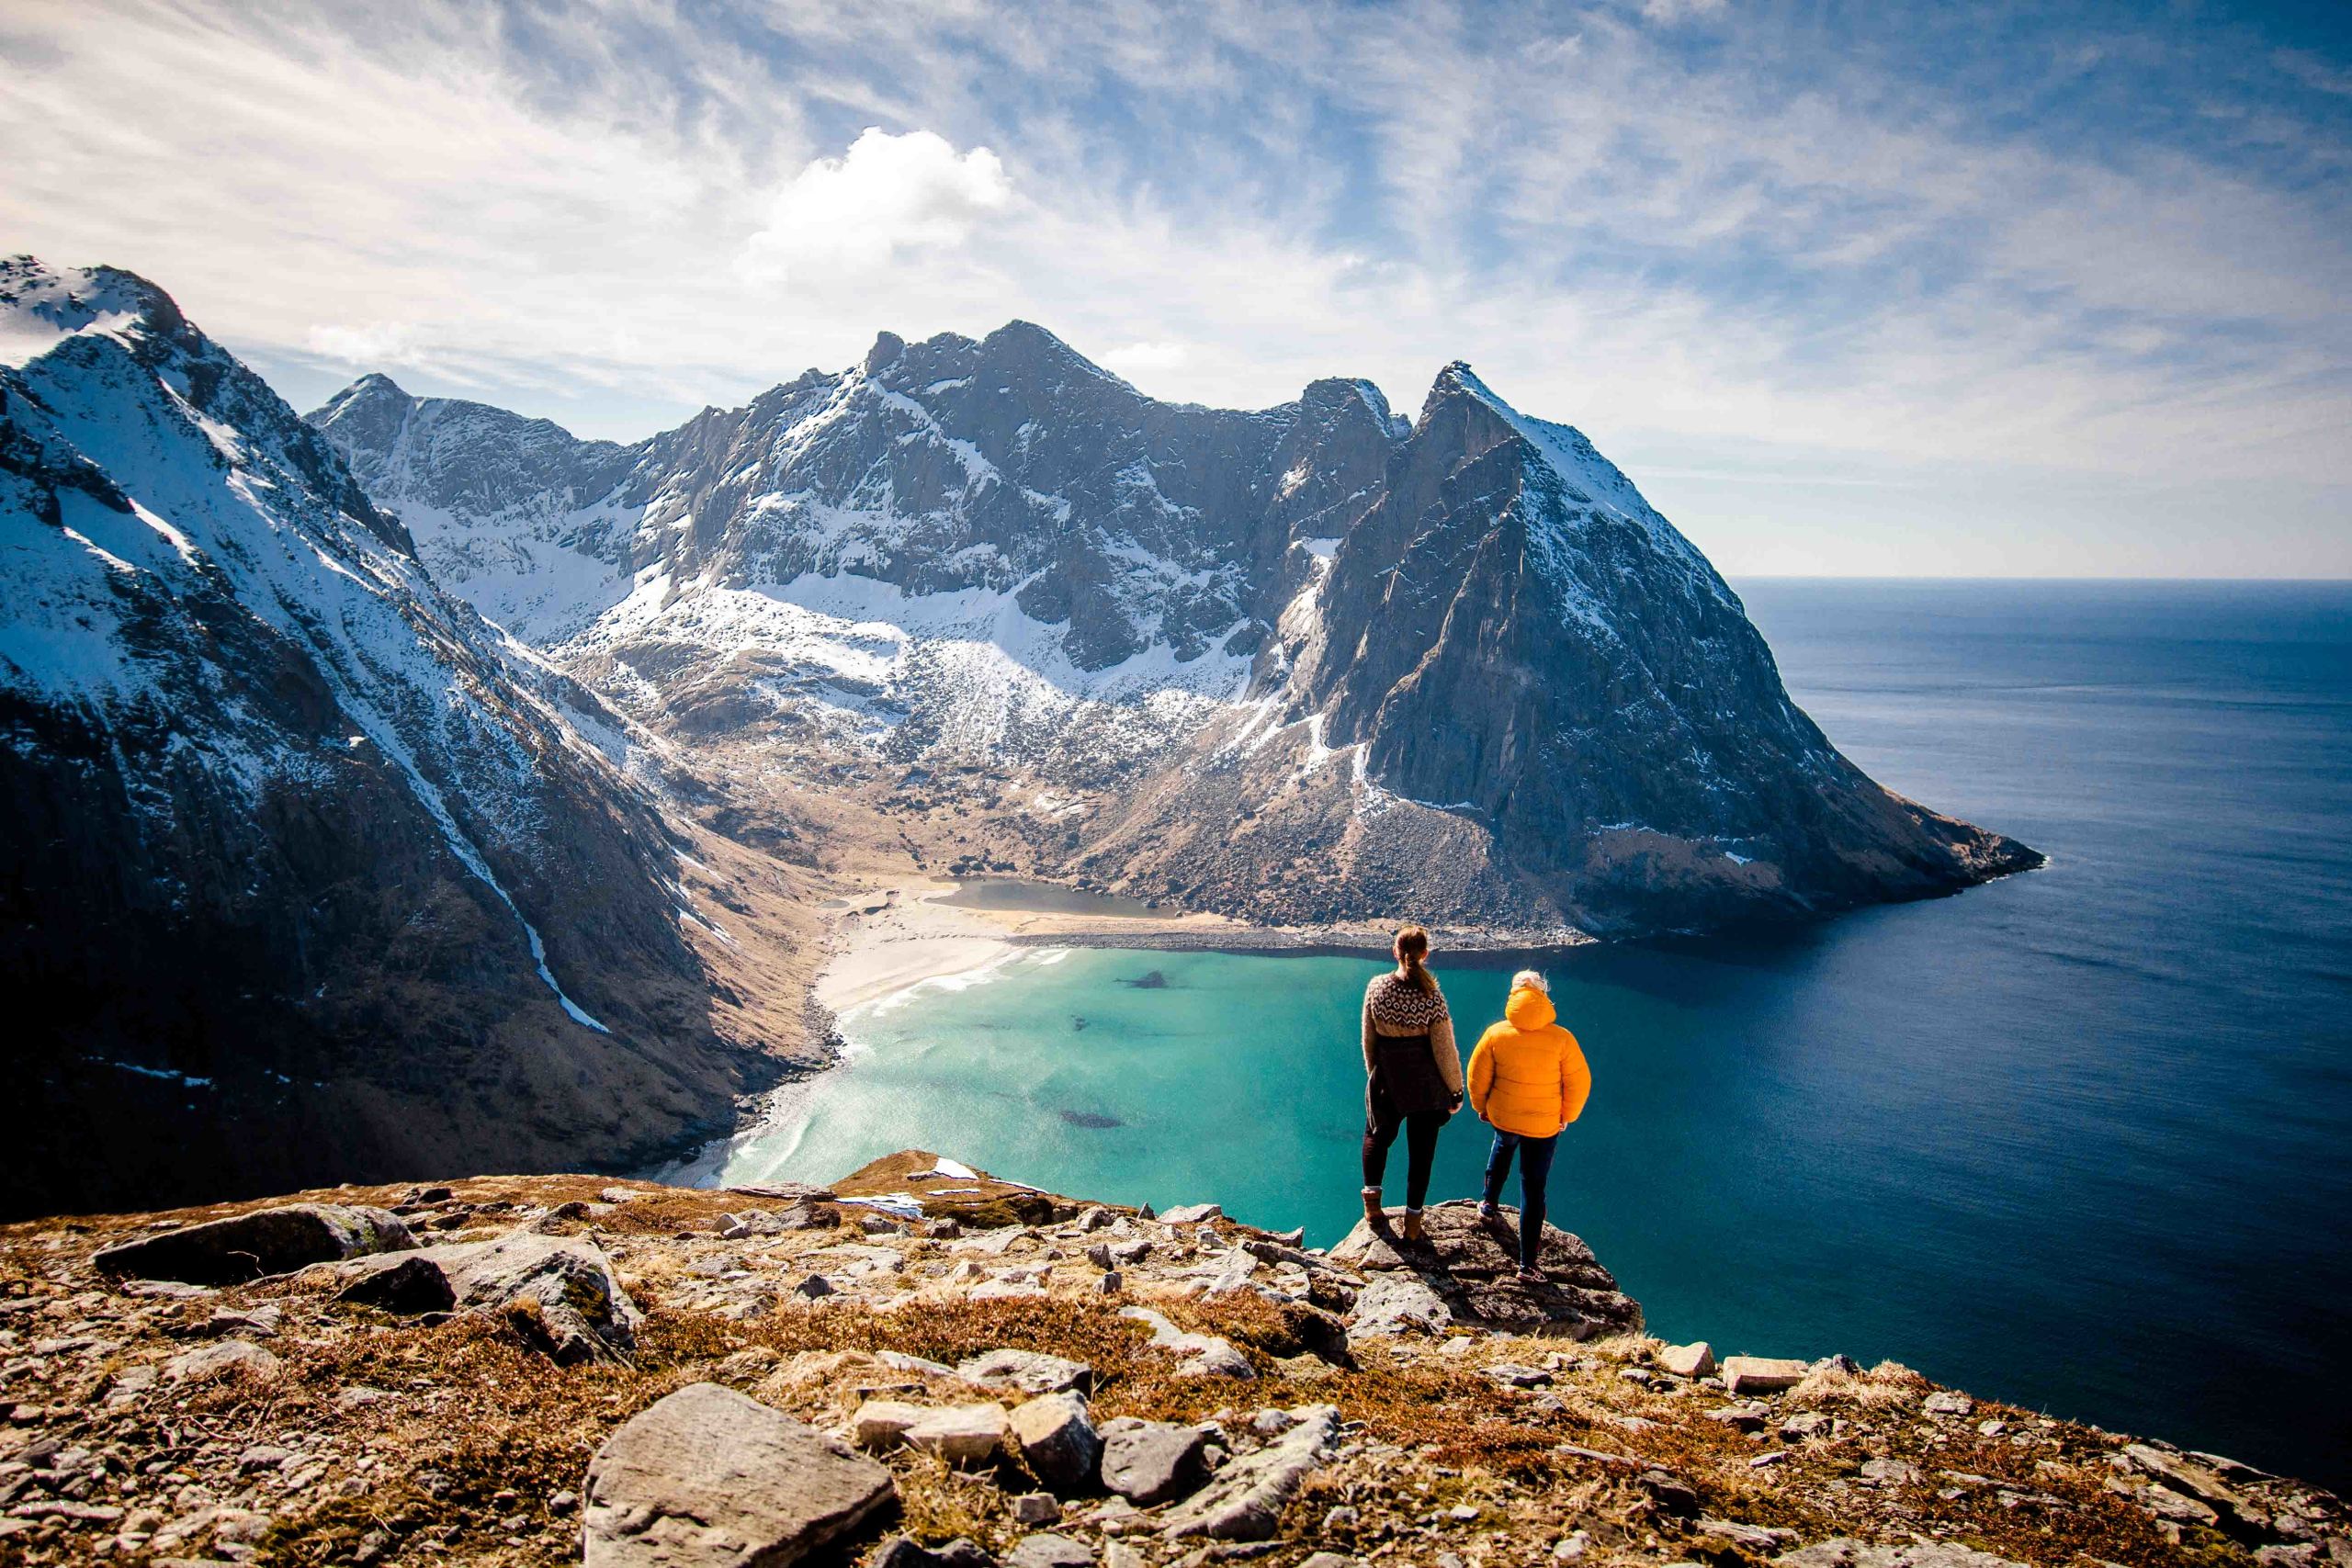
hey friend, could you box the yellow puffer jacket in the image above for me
[1467,983,1591,1138]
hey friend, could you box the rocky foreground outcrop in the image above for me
[0,1153,2340,1568]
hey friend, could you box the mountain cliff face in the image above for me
[0,258,790,1220]
[311,330,2035,934]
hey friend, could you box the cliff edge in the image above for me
[0,1154,2337,1568]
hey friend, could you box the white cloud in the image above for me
[1099,340,1191,376]
[2276,48,2352,97]
[0,0,2344,575]
[306,321,425,365]
[1641,0,1728,22]
[739,128,1012,285]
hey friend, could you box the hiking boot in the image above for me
[1362,1187,1385,1226]
[1400,1210,1428,1245]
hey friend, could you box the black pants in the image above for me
[1481,1129,1559,1266]
[1363,1080,1445,1211]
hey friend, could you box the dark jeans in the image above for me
[1481,1129,1559,1266]
[1363,1080,1445,1211]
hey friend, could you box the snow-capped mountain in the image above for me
[0,258,782,1218]
[312,326,2036,933]
[310,327,1399,764]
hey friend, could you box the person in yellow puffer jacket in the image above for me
[1466,970,1591,1280]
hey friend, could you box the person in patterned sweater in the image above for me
[1360,924,1464,1242]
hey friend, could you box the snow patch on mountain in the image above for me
[576,567,1255,761]
[1447,363,1736,615]
[1,257,656,1028]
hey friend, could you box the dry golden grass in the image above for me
[2,1174,2321,1568]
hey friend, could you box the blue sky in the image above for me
[4,0,2347,575]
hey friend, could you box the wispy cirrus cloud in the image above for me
[1,0,2347,575]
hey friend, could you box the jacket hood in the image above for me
[1504,983,1556,1031]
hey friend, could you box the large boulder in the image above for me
[1098,1417,1208,1505]
[1721,1356,1809,1395]
[406,1231,642,1364]
[96,1204,415,1285]
[585,1382,896,1567]
[1159,1404,1340,1540]
[1345,1273,1453,1341]
[1009,1393,1101,1494]
[1657,1341,1716,1379]
[335,1254,458,1314]
[1329,1201,1639,1340]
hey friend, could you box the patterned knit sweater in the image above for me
[1361,972,1464,1095]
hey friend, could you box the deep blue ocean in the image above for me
[716,580,2352,1490]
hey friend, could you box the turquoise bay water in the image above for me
[708,581,2352,1490]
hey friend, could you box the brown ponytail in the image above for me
[1394,924,1434,993]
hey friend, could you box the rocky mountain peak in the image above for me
[301,313,2037,934]
[307,370,416,456]
[0,255,179,360]
[2,256,795,1217]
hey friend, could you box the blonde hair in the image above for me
[1511,968,1549,995]
[1394,925,1435,993]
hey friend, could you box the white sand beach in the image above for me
[811,877,1254,1016]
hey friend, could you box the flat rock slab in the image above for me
[1006,1534,1094,1568]
[905,1404,1010,1465]
[164,1338,279,1382]
[1328,1201,1639,1340]
[1722,1357,1810,1395]
[874,1538,994,1568]
[1330,1200,1602,1275]
[851,1401,929,1450]
[2119,1444,2259,1529]
[1098,1417,1207,1505]
[959,1348,1094,1394]
[1699,1518,1798,1551]
[728,1183,838,1204]
[1782,1540,2030,1568]
[1118,1306,1253,1378]
[586,1382,894,1568]
[1160,1404,1340,1540]
[96,1203,415,1286]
